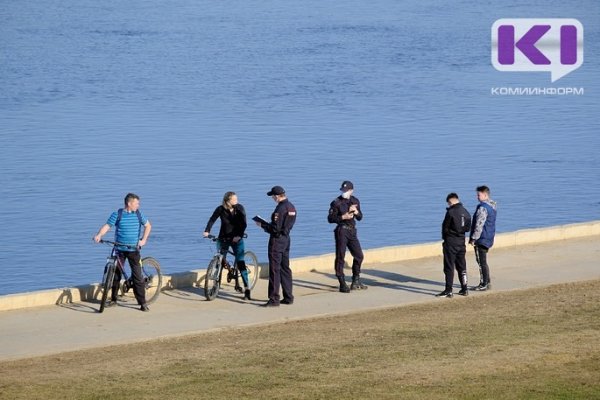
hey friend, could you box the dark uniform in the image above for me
[260,186,297,306]
[328,181,366,291]
[440,200,471,296]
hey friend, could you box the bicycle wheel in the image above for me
[204,256,222,301]
[243,251,259,290]
[99,262,116,313]
[141,257,162,304]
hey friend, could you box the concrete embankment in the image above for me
[1,220,599,312]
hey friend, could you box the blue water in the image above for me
[1,0,599,295]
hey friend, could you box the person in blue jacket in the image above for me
[469,186,497,291]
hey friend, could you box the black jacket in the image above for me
[442,202,471,245]
[328,195,363,228]
[205,204,247,240]
[261,199,296,238]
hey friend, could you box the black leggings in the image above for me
[474,245,490,286]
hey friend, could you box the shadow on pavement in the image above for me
[355,268,442,295]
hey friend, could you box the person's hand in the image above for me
[93,234,101,243]
[203,231,209,238]
[342,212,354,220]
[233,236,241,243]
[138,238,147,247]
[349,205,358,213]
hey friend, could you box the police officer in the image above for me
[328,180,366,292]
[437,192,471,298]
[256,186,297,307]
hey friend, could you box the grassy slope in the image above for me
[1,280,599,400]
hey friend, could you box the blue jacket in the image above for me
[469,200,497,249]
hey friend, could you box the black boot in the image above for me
[244,289,252,300]
[350,275,368,290]
[338,276,350,293]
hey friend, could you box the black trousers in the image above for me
[474,245,490,286]
[442,241,467,291]
[112,251,146,305]
[268,236,293,304]
[334,226,364,278]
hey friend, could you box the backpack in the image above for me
[115,208,144,240]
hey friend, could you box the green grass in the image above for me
[1,280,599,400]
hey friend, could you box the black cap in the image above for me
[267,186,286,196]
[340,180,354,192]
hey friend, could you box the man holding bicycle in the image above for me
[93,193,152,312]
[204,191,251,300]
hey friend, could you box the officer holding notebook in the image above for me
[255,186,297,307]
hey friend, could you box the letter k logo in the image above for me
[492,19,584,82]
[498,25,551,65]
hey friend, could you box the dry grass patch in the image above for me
[1,280,599,399]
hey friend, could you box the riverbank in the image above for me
[1,220,598,312]
[0,232,598,361]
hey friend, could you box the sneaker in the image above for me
[458,288,469,296]
[244,289,252,301]
[105,300,118,308]
[435,290,453,298]
[281,299,294,305]
[472,284,488,291]
[262,300,280,307]
[140,304,150,312]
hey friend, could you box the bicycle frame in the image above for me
[206,235,245,291]
[106,244,134,284]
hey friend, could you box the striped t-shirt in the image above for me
[106,209,148,251]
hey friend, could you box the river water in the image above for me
[1,0,599,295]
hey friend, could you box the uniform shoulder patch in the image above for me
[288,211,296,216]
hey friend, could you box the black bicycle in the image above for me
[97,240,162,313]
[204,234,259,301]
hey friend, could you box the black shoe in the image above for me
[339,283,350,293]
[472,284,488,291]
[140,304,150,312]
[281,299,294,305]
[262,300,280,307]
[350,276,368,290]
[435,290,453,298]
[105,300,118,308]
[458,288,469,296]
[244,289,252,300]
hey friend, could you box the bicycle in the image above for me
[97,240,162,313]
[204,234,259,301]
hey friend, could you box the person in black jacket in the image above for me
[328,180,366,293]
[203,191,251,300]
[437,192,472,298]
[256,186,297,307]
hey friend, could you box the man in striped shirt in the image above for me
[94,193,153,311]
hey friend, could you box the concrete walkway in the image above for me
[1,236,598,361]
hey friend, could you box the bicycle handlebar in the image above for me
[98,239,138,250]
[205,233,248,242]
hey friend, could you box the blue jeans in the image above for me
[217,238,245,262]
